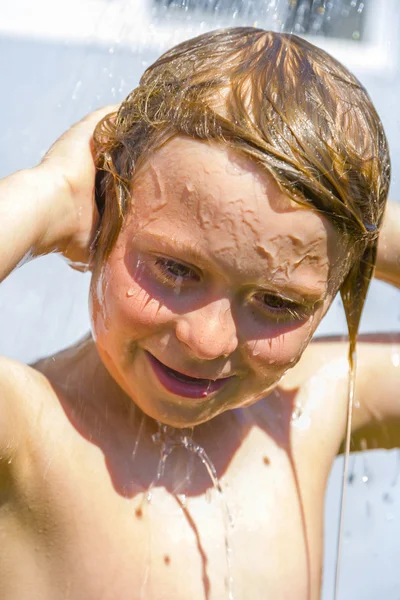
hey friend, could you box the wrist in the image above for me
[30,164,77,256]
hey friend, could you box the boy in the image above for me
[0,28,399,599]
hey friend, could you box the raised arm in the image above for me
[375,200,400,288]
[0,106,117,464]
[0,106,117,283]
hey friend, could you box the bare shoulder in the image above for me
[0,355,54,461]
[283,333,400,439]
[281,336,349,392]
[284,332,400,387]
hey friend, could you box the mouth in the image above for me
[145,352,234,399]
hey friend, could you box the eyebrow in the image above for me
[134,231,327,305]
[135,231,215,269]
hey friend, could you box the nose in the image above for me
[175,297,238,360]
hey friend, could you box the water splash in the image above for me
[334,348,357,600]
[360,439,371,485]
[146,427,175,502]
[178,430,235,600]
[146,422,235,600]
[132,414,145,462]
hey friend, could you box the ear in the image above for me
[340,242,377,351]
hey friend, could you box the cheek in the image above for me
[244,318,317,372]
[89,259,173,350]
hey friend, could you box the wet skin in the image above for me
[90,137,344,427]
[0,137,361,600]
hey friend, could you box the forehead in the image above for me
[127,137,341,290]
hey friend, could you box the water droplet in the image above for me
[383,492,393,504]
[177,493,187,507]
[71,80,82,101]
[174,276,183,296]
[352,30,360,40]
[291,402,302,420]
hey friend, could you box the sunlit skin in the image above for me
[90,136,345,428]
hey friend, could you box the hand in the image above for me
[36,105,119,269]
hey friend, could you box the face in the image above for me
[90,137,343,427]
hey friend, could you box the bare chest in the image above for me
[6,419,328,600]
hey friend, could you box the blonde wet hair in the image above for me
[93,26,390,345]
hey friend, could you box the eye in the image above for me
[251,291,310,322]
[154,257,200,285]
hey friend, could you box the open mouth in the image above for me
[145,352,233,399]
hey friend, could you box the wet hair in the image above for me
[93,27,390,347]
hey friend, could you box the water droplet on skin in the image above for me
[178,493,187,507]
[174,276,183,296]
[126,288,135,298]
[391,352,400,367]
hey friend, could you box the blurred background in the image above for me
[0,1,400,597]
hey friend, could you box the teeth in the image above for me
[166,366,208,384]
